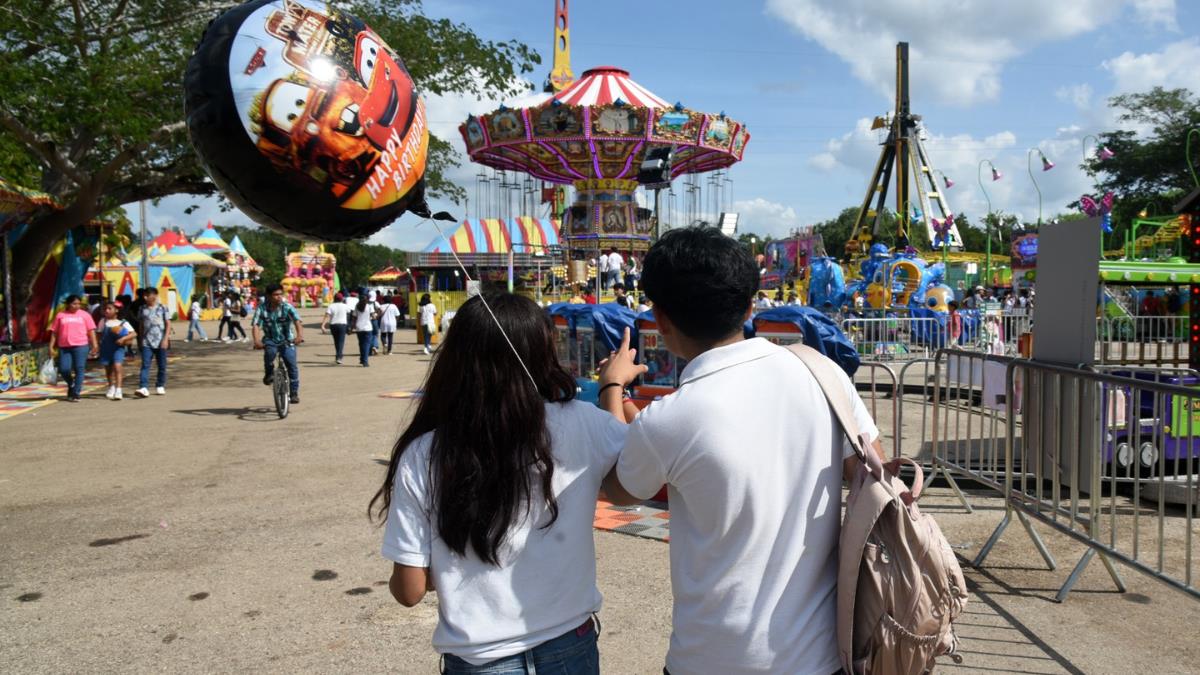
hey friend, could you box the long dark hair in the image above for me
[370,293,576,564]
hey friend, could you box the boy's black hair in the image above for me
[144,287,158,296]
[265,283,283,295]
[640,226,758,342]
[612,283,625,292]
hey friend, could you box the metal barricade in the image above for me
[851,362,901,461]
[842,316,945,362]
[972,360,1199,602]
[930,349,1021,516]
[1097,315,1188,366]
[896,358,939,463]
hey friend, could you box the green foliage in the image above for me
[1085,87,1199,246]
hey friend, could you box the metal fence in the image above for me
[842,316,946,361]
[1097,315,1188,366]
[925,350,1199,602]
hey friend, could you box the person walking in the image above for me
[135,287,170,397]
[417,293,437,356]
[598,252,611,290]
[252,283,304,404]
[369,290,382,355]
[352,293,379,366]
[129,288,147,354]
[373,293,624,674]
[320,292,350,364]
[186,295,209,342]
[598,226,883,675]
[47,294,98,402]
[607,247,624,289]
[216,292,231,342]
[379,296,401,355]
[226,292,248,342]
[96,300,136,400]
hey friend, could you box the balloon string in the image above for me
[425,217,539,390]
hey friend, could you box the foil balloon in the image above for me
[184,0,430,241]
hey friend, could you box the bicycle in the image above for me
[256,338,302,419]
[272,348,291,419]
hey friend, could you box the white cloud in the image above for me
[1131,0,1179,30]
[764,0,1177,106]
[1103,38,1200,94]
[808,118,885,172]
[732,197,805,238]
[1055,83,1094,109]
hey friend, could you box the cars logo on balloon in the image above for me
[185,0,430,241]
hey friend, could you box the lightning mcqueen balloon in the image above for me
[185,0,430,241]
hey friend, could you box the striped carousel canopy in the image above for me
[423,217,561,255]
[553,66,669,108]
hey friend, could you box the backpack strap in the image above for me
[786,343,884,481]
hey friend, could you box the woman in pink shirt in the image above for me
[47,294,98,402]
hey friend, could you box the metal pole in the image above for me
[139,201,150,291]
[978,160,995,290]
[1,235,12,343]
[1027,149,1045,226]
[654,188,662,241]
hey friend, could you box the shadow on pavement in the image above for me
[172,406,280,422]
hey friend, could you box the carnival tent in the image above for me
[148,244,224,318]
[146,229,190,257]
[192,221,231,254]
[422,217,561,254]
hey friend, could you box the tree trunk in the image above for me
[9,196,99,343]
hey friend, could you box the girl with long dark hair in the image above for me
[372,293,625,674]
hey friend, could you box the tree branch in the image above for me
[94,121,187,187]
[0,108,88,188]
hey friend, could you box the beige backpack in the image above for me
[789,345,967,674]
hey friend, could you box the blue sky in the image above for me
[137,0,1200,250]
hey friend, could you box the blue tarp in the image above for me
[753,305,860,376]
[547,302,637,351]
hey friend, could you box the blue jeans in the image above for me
[357,330,372,366]
[371,318,381,350]
[263,342,299,395]
[441,619,598,675]
[58,345,90,398]
[423,325,433,350]
[139,345,168,388]
[330,324,348,360]
[188,317,208,341]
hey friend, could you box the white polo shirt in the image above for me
[617,337,878,675]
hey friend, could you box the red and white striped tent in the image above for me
[552,66,669,108]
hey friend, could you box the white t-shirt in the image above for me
[598,255,610,273]
[379,303,400,331]
[616,338,879,675]
[382,400,627,664]
[221,298,231,318]
[419,303,437,329]
[325,301,350,325]
[607,252,624,271]
[190,301,202,320]
[352,302,377,332]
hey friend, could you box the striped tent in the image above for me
[192,221,231,253]
[423,218,561,255]
[553,66,669,108]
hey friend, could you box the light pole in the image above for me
[1027,148,1055,227]
[749,235,756,259]
[977,159,1002,289]
[1187,128,1199,188]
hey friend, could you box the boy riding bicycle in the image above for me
[252,284,305,404]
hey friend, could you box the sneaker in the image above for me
[135,388,149,398]
[242,337,250,343]
[289,394,299,404]
[200,338,209,342]
[155,387,166,396]
[106,386,116,400]
[263,374,272,386]
[335,359,343,365]
[221,337,231,343]
[422,347,430,355]
[114,389,123,401]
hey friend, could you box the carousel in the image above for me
[459,66,749,261]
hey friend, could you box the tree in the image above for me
[1085,87,1200,246]
[0,0,538,338]
[216,225,407,291]
[814,207,899,259]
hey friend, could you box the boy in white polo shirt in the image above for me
[598,226,883,675]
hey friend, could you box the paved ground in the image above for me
[2,310,1198,673]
